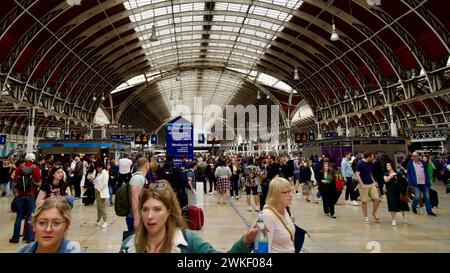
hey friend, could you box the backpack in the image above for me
[16,164,36,192]
[160,164,177,185]
[114,172,147,217]
[114,184,130,216]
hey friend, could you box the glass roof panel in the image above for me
[123,0,302,99]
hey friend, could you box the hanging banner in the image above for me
[166,116,193,164]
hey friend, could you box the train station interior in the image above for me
[0,0,449,253]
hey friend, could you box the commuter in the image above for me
[300,159,317,203]
[341,152,358,205]
[15,197,81,253]
[261,155,280,211]
[384,162,409,226]
[229,158,241,199]
[293,154,302,195]
[94,161,109,228]
[127,157,150,232]
[107,161,119,206]
[118,154,133,188]
[355,152,380,224]
[206,158,216,195]
[9,153,41,244]
[407,152,436,216]
[35,165,73,208]
[214,158,232,205]
[245,158,260,212]
[260,177,295,253]
[120,180,258,253]
[316,163,337,218]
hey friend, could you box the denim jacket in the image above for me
[15,238,81,253]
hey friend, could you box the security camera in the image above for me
[367,0,381,5]
[67,0,81,6]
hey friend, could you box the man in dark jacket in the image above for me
[160,154,189,208]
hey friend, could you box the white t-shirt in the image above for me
[118,158,133,174]
[262,207,295,253]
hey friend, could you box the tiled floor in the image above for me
[0,183,449,253]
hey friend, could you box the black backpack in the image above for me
[15,164,36,192]
[160,164,177,185]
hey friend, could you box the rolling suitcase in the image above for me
[187,206,204,230]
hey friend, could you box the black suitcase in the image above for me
[82,185,95,205]
[428,188,438,208]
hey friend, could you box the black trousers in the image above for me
[208,175,216,193]
[230,175,240,197]
[377,178,385,196]
[320,185,335,215]
[71,175,82,198]
[118,173,131,189]
[345,177,357,201]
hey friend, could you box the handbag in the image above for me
[399,193,408,202]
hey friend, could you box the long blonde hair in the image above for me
[265,177,291,208]
[134,180,186,253]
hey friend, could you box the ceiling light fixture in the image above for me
[93,96,97,101]
[150,25,158,42]
[330,16,339,41]
[294,67,299,80]
[101,94,105,101]
[266,93,270,99]
[256,91,261,100]
[176,70,181,81]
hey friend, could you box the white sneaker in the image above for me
[247,205,253,212]
[231,196,235,199]
[101,222,108,229]
[391,220,396,226]
[402,217,408,224]
[351,200,359,206]
[236,196,240,200]
[96,221,102,226]
[209,192,212,196]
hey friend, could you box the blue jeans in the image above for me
[412,184,432,213]
[126,215,134,233]
[12,195,35,241]
[108,184,114,204]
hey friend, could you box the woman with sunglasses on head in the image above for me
[120,180,258,253]
[16,197,81,253]
[35,165,74,209]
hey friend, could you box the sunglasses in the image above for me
[148,182,167,191]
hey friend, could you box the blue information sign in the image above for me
[0,135,6,145]
[166,116,194,164]
[324,132,338,138]
[151,133,158,144]
[308,132,314,142]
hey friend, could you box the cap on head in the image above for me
[25,153,35,162]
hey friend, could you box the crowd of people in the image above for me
[0,149,448,253]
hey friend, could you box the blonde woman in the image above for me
[260,177,295,253]
[15,197,80,253]
[120,180,258,253]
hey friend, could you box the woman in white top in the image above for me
[93,161,110,228]
[261,177,295,253]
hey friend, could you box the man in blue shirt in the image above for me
[355,152,380,224]
[407,152,436,216]
[341,152,358,205]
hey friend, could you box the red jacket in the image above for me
[14,162,42,196]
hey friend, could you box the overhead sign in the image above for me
[111,135,133,142]
[166,116,193,164]
[323,132,338,138]
[151,133,158,144]
[0,135,6,145]
[308,132,315,142]
[135,133,149,145]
